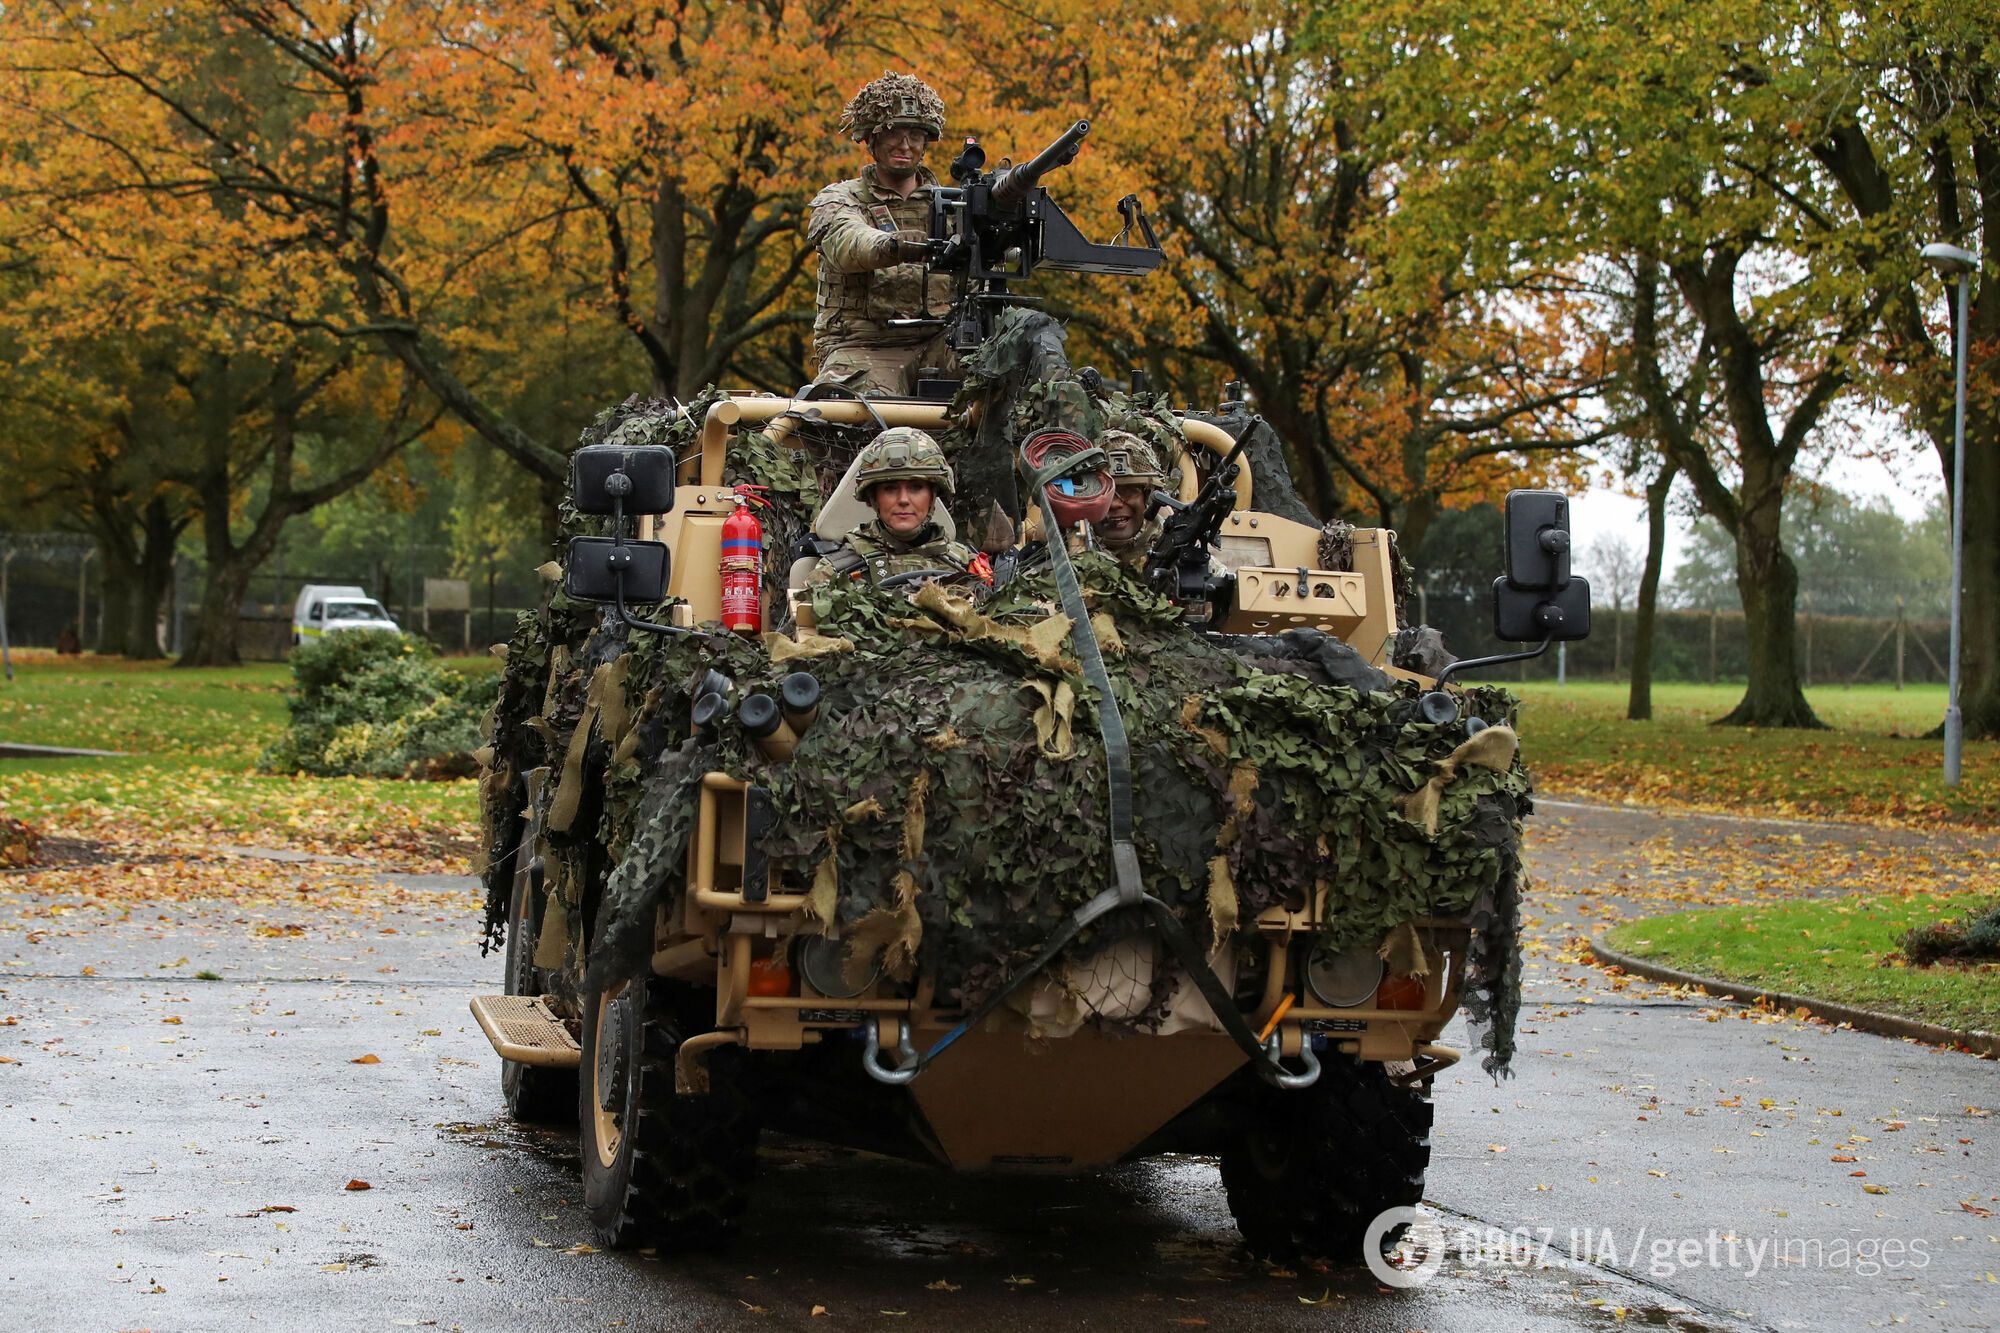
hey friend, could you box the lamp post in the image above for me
[1921,241,1978,787]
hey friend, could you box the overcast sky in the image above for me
[1566,433,1947,589]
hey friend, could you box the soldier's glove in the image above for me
[888,229,937,263]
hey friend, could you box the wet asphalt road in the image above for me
[3,804,1996,1333]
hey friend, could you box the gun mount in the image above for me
[915,120,1164,352]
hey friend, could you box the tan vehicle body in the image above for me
[472,392,1463,1176]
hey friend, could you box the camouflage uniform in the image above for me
[807,168,957,394]
[808,73,957,396]
[811,427,989,587]
[1080,430,1229,579]
[1091,430,1169,567]
[811,517,983,585]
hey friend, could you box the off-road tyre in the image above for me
[1219,1057,1432,1264]
[499,805,574,1123]
[578,978,759,1251]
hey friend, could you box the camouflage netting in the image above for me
[479,374,1536,1078]
[837,71,946,143]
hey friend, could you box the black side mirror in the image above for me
[570,444,677,515]
[1494,575,1592,643]
[1422,488,1592,703]
[1503,490,1572,590]
[565,536,669,605]
[1493,488,1590,643]
[559,442,686,636]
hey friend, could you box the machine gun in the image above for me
[1143,426,1253,624]
[908,120,1164,352]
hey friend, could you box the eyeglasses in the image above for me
[874,128,929,148]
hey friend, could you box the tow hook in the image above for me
[1263,1031,1321,1089]
[861,1017,920,1086]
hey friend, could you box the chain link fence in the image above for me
[1419,591,1950,687]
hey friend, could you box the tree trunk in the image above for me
[181,554,254,667]
[1627,462,1676,721]
[1719,504,1823,728]
[180,462,245,667]
[124,499,179,659]
[98,548,136,659]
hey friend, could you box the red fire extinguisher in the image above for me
[720,486,768,635]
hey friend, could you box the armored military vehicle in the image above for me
[466,126,1591,1263]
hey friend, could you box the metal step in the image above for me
[469,994,580,1068]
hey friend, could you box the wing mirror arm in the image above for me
[1432,636,1552,691]
[601,478,696,640]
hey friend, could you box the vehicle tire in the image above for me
[578,978,759,1251]
[1218,1056,1432,1264]
[499,812,574,1123]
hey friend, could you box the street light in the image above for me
[1921,240,1978,788]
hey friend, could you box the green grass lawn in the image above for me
[1516,681,1996,827]
[1603,892,2000,1035]
[0,652,489,861]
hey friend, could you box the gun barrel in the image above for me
[991,120,1091,208]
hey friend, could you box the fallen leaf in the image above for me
[925,1280,960,1292]
[810,1306,828,1317]
[350,1054,380,1065]
[1863,1184,1889,1195]
[343,1179,371,1191]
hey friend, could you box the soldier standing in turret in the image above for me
[807,73,957,397]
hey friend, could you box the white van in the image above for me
[292,584,401,647]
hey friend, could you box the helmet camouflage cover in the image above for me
[855,426,954,499]
[1100,429,1167,489]
[839,71,946,143]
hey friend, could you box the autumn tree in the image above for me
[0,324,199,657]
[1374,1,1957,726]
[2,1,986,497]
[1789,7,1998,737]
[949,0,1608,576]
[0,6,457,663]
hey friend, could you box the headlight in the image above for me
[796,934,881,1000]
[1302,941,1383,1008]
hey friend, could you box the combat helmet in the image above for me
[855,427,954,500]
[1100,429,1167,489]
[839,71,947,143]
